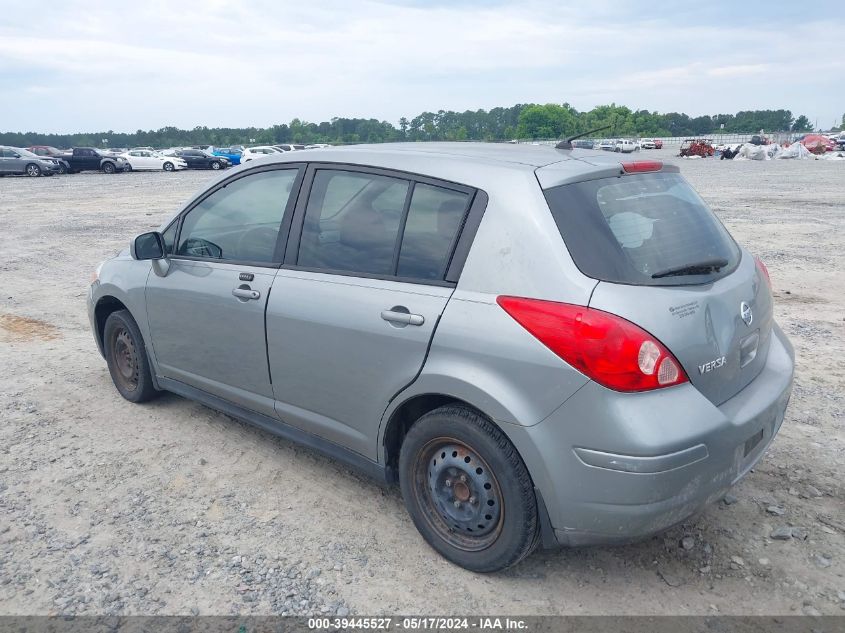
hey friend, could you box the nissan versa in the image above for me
[88,143,794,572]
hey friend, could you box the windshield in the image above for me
[544,172,740,286]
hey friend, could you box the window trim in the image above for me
[282,162,484,286]
[170,162,306,268]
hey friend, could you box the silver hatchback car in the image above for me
[88,143,794,572]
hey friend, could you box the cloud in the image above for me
[0,0,842,132]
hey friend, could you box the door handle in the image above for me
[381,309,425,326]
[232,287,260,300]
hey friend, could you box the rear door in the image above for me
[266,165,474,457]
[0,149,14,173]
[543,168,772,405]
[145,164,304,416]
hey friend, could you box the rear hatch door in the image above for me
[542,166,772,405]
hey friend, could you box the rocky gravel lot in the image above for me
[0,149,843,616]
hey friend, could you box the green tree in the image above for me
[791,115,812,132]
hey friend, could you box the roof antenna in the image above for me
[555,124,613,150]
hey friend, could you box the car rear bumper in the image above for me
[507,322,794,546]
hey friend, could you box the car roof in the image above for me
[232,141,662,191]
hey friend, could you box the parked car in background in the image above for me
[305,143,331,149]
[749,135,770,146]
[213,147,243,165]
[570,139,594,149]
[25,145,70,173]
[241,146,282,162]
[614,139,639,153]
[598,139,615,151]
[62,147,127,173]
[167,149,232,170]
[274,144,307,152]
[639,139,656,150]
[0,146,60,176]
[120,150,187,172]
[87,143,793,573]
[653,139,664,149]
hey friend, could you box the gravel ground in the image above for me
[0,149,843,616]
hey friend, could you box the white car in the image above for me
[614,139,639,153]
[241,146,283,162]
[639,138,656,150]
[121,150,187,172]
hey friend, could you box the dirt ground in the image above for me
[1,149,843,616]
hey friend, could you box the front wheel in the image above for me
[210,161,222,170]
[26,163,42,177]
[102,161,116,174]
[399,405,539,572]
[103,310,159,403]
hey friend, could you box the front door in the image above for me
[266,166,474,457]
[145,165,303,416]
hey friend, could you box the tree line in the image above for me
[0,103,825,149]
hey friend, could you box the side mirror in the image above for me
[131,231,165,260]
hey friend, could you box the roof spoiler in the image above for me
[555,125,612,150]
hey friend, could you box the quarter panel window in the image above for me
[176,169,298,263]
[297,170,410,275]
[161,221,177,256]
[397,184,470,280]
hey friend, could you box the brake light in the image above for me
[622,161,663,173]
[496,296,688,392]
[754,256,771,290]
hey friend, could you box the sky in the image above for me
[1,0,843,133]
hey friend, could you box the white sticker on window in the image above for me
[607,212,656,249]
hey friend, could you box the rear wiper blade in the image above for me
[651,258,729,279]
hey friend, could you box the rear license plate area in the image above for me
[744,428,764,457]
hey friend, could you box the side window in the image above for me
[397,184,470,280]
[176,169,298,263]
[161,221,177,256]
[297,170,409,275]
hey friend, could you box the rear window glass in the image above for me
[544,172,740,286]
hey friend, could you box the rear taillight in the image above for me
[754,256,771,290]
[496,296,688,392]
[621,160,662,173]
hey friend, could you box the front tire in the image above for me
[25,163,42,177]
[102,161,116,174]
[163,161,174,172]
[399,405,539,572]
[210,160,222,170]
[103,310,159,403]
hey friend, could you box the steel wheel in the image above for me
[26,164,41,177]
[412,437,504,552]
[110,326,139,393]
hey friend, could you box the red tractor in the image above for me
[679,139,715,158]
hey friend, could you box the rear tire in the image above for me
[123,163,132,172]
[399,405,539,572]
[102,161,116,174]
[25,163,42,177]
[103,310,159,403]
